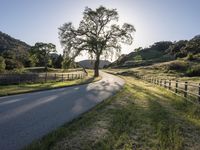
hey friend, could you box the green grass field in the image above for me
[24,74,200,150]
[0,70,100,97]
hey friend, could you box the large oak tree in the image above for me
[59,6,135,77]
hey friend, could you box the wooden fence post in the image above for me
[198,83,200,103]
[45,72,47,82]
[62,74,64,82]
[184,82,188,98]
[175,80,178,93]
[169,80,171,90]
[18,74,21,85]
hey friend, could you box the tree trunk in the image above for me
[94,55,100,77]
[77,62,88,76]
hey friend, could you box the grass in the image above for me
[0,70,101,97]
[106,62,200,83]
[24,74,200,150]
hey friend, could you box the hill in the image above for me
[0,31,30,53]
[109,41,174,68]
[78,59,111,69]
[0,31,31,70]
[108,35,200,68]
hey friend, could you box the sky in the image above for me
[0,0,200,61]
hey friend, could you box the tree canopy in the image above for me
[30,42,56,70]
[59,6,135,76]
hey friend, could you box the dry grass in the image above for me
[24,74,200,150]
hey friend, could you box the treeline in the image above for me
[110,35,200,68]
[167,35,200,60]
[136,34,200,60]
[0,31,64,72]
[144,34,200,58]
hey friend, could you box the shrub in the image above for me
[5,59,24,70]
[187,53,194,61]
[165,61,188,72]
[186,65,200,77]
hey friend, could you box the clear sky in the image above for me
[1,0,200,61]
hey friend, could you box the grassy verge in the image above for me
[0,70,101,97]
[106,61,200,82]
[24,74,200,150]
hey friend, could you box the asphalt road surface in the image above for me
[0,72,124,150]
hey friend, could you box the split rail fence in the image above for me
[134,74,200,105]
[0,72,87,85]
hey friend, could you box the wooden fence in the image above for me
[0,72,87,85]
[134,73,200,105]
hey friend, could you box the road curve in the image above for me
[0,72,124,150]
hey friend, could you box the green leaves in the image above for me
[30,42,56,69]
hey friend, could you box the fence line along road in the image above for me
[133,73,200,105]
[0,72,87,85]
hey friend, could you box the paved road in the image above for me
[0,72,124,150]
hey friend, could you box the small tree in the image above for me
[59,6,135,77]
[31,42,56,70]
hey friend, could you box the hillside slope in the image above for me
[109,41,174,68]
[109,35,200,68]
[0,31,30,53]
[0,31,31,70]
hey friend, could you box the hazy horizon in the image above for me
[1,0,200,61]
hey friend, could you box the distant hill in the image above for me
[108,41,174,68]
[0,31,30,53]
[78,59,111,69]
[0,31,32,69]
[108,35,200,68]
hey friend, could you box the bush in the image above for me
[187,53,194,61]
[5,59,24,70]
[165,61,188,72]
[174,52,187,58]
[186,65,200,77]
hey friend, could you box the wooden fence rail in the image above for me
[0,72,87,85]
[134,73,200,105]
